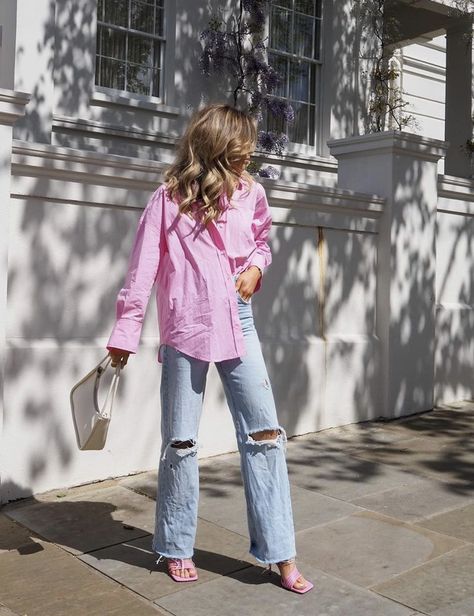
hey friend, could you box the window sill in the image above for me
[90,87,181,116]
[253,147,337,171]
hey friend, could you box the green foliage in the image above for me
[353,0,417,132]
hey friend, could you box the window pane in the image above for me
[288,101,309,143]
[314,18,321,60]
[97,56,126,90]
[98,26,126,60]
[95,55,101,86]
[274,0,292,8]
[97,0,104,21]
[295,0,322,17]
[153,40,162,71]
[309,61,317,105]
[151,68,161,97]
[103,0,128,27]
[95,0,164,99]
[270,6,291,52]
[155,5,164,36]
[293,14,314,58]
[126,64,160,98]
[266,105,285,135]
[127,63,152,95]
[289,59,310,102]
[295,0,315,16]
[268,52,288,98]
[128,33,153,67]
[130,0,155,34]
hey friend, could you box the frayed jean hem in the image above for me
[250,548,297,566]
[153,547,194,560]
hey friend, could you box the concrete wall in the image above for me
[2,143,384,502]
[402,35,447,143]
[435,175,474,404]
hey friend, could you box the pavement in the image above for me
[1,400,473,616]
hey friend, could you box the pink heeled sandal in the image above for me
[156,555,198,582]
[265,558,314,594]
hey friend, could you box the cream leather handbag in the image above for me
[70,354,122,450]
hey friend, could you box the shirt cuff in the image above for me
[245,259,265,294]
[247,253,267,275]
[106,318,142,354]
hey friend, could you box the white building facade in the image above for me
[0,0,472,503]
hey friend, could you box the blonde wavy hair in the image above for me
[163,103,258,227]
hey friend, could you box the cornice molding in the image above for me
[328,131,449,162]
[0,88,31,126]
[10,141,384,233]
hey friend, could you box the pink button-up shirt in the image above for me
[106,178,272,363]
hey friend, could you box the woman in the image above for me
[106,103,313,594]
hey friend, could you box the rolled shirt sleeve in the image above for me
[106,187,164,354]
[245,183,273,293]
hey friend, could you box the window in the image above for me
[95,0,165,99]
[265,0,322,147]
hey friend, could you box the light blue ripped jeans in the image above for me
[152,275,297,565]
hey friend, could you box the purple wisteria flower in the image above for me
[242,0,266,28]
[199,27,229,75]
[199,1,293,161]
[257,130,289,156]
[265,98,295,122]
[258,165,280,179]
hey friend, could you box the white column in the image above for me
[328,131,448,419]
[0,88,30,498]
[445,16,473,178]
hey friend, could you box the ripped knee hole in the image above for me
[249,429,281,441]
[170,439,195,449]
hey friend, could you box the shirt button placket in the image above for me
[217,248,240,351]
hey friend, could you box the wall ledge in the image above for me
[0,88,31,126]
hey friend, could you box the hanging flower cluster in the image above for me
[199,0,294,178]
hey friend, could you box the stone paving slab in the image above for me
[117,456,243,501]
[0,604,20,616]
[286,420,418,449]
[2,478,120,508]
[285,447,423,501]
[121,459,361,539]
[0,513,37,553]
[372,544,474,615]
[347,434,474,492]
[350,475,474,522]
[2,485,154,555]
[369,406,474,439]
[117,470,159,500]
[79,518,253,601]
[417,502,474,544]
[294,509,466,588]
[198,471,360,537]
[154,559,414,616]
[0,535,165,615]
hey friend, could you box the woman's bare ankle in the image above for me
[276,559,307,587]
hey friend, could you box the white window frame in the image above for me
[263,0,325,156]
[94,0,168,104]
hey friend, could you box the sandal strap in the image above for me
[168,558,195,571]
[281,566,303,590]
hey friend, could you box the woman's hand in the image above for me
[235,266,262,302]
[108,348,131,368]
